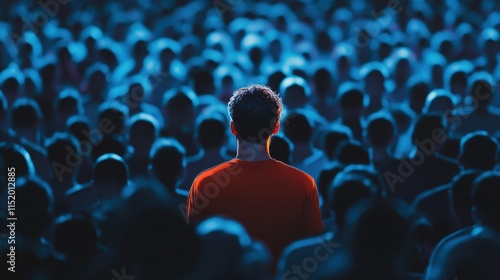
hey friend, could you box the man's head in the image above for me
[459,131,498,170]
[365,112,396,148]
[150,138,186,192]
[227,84,282,144]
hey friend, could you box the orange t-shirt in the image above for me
[187,158,324,261]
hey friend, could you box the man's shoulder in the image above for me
[193,159,315,184]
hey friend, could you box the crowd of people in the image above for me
[1,0,500,279]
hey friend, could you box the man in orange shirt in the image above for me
[187,84,324,263]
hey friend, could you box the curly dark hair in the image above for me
[227,84,283,143]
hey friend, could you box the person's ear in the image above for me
[272,121,280,135]
[230,121,238,136]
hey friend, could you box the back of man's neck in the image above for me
[235,140,271,161]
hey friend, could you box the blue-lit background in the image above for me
[1,0,500,279]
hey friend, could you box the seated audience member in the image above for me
[422,89,457,115]
[82,63,110,127]
[317,140,370,202]
[90,134,127,162]
[65,153,129,213]
[81,206,201,280]
[412,131,498,263]
[97,101,129,136]
[279,76,325,124]
[311,65,337,120]
[408,80,431,115]
[359,62,389,115]
[269,134,293,164]
[66,116,95,184]
[321,124,352,162]
[161,86,199,156]
[126,113,159,178]
[188,85,323,266]
[45,133,82,212]
[425,172,500,280]
[52,88,84,133]
[364,112,398,173]
[187,217,273,280]
[315,198,415,280]
[283,110,327,180]
[50,214,106,279]
[336,82,368,141]
[0,143,35,217]
[365,113,401,195]
[183,115,230,191]
[10,97,51,180]
[277,173,377,279]
[389,114,460,202]
[453,73,500,136]
[121,81,164,127]
[387,48,415,104]
[150,138,190,206]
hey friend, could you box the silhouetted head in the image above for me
[54,88,83,122]
[196,115,227,150]
[122,206,200,279]
[128,113,159,154]
[340,199,413,279]
[93,153,129,190]
[162,86,199,130]
[422,89,456,114]
[150,138,186,192]
[0,143,35,179]
[228,84,282,144]
[322,125,352,161]
[467,72,495,110]
[270,134,293,164]
[312,67,333,95]
[91,135,127,162]
[98,102,129,135]
[282,111,312,144]
[327,174,377,228]
[335,140,370,165]
[53,213,100,261]
[10,98,42,130]
[266,70,286,93]
[411,114,447,147]
[279,76,311,109]
[16,177,54,237]
[459,131,498,170]
[408,81,431,114]
[45,132,81,182]
[365,112,396,148]
[337,82,368,118]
